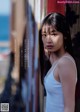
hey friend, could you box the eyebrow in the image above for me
[42,28,57,34]
[50,29,57,32]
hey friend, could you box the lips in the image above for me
[46,45,54,48]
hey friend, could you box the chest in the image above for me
[44,66,62,94]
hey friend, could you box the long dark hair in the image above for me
[39,12,74,85]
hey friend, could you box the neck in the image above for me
[49,48,66,65]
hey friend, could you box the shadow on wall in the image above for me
[66,4,80,112]
[66,4,79,27]
[72,32,80,58]
[66,4,80,58]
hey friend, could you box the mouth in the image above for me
[46,45,54,49]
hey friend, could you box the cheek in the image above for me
[57,37,64,46]
[52,36,63,46]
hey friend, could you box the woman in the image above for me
[39,13,77,112]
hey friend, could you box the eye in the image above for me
[42,34,46,38]
[53,33,57,36]
[50,33,57,36]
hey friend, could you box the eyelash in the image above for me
[42,33,57,37]
[42,34,46,38]
[51,33,57,36]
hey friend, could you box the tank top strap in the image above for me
[51,55,77,79]
[52,62,59,71]
[58,55,77,83]
[51,55,76,71]
[61,55,76,65]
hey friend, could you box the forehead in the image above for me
[42,24,57,33]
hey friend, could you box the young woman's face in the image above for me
[42,24,64,52]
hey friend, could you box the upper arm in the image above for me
[58,58,77,110]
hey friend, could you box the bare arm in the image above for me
[58,58,77,112]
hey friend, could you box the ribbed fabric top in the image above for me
[44,55,77,112]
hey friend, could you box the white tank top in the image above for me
[44,55,77,112]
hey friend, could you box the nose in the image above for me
[46,35,52,44]
[46,35,51,42]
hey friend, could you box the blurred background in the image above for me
[0,0,80,112]
[0,0,10,97]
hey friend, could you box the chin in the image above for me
[47,49,56,52]
[47,50,55,53]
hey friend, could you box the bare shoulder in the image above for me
[58,55,76,69]
[58,55,77,83]
[57,55,77,110]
